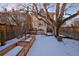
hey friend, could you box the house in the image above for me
[31,14,47,34]
[30,11,56,34]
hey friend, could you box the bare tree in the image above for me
[32,3,79,41]
[15,3,33,39]
[0,3,79,43]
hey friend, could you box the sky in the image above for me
[0,3,79,25]
[0,3,79,14]
[0,3,17,11]
[48,3,79,25]
[48,3,79,15]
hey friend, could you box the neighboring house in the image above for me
[31,14,47,34]
[31,12,55,34]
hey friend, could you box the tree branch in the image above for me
[63,11,79,24]
[59,3,67,18]
[56,3,60,19]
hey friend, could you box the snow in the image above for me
[63,38,79,55]
[25,38,32,42]
[0,36,25,51]
[27,35,79,56]
[4,46,23,56]
[46,32,53,36]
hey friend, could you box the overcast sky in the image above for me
[0,3,17,11]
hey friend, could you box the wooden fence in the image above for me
[60,27,79,40]
[0,23,23,45]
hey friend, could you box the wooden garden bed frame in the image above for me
[0,35,35,56]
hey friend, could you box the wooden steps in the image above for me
[4,46,23,56]
[17,35,36,56]
[0,34,36,56]
[16,46,29,56]
[0,43,16,56]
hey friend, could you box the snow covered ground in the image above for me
[0,36,25,51]
[27,35,79,56]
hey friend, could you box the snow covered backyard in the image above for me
[0,35,79,56]
[27,35,79,56]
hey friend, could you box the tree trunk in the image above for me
[54,26,59,37]
[54,26,62,41]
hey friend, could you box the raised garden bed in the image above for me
[4,46,23,56]
[0,35,36,56]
